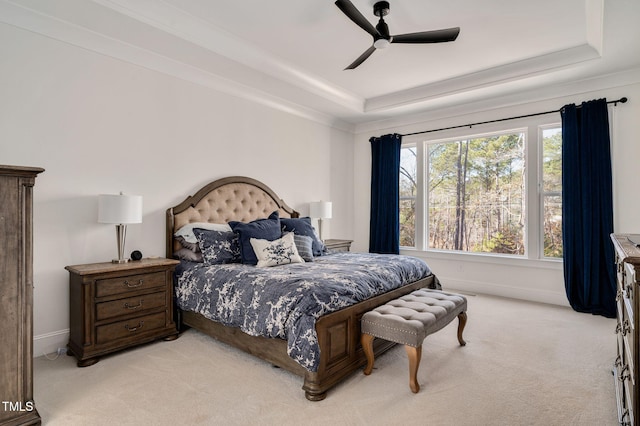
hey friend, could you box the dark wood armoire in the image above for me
[0,165,44,425]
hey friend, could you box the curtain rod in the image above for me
[399,97,628,138]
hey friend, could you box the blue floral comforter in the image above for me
[175,252,433,372]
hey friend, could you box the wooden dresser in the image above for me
[66,258,179,367]
[0,165,43,426]
[611,234,640,426]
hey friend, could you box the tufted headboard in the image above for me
[166,176,299,258]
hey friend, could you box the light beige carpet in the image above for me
[34,293,618,425]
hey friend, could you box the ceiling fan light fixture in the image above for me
[335,0,460,69]
[373,38,390,49]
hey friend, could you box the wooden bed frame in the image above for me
[166,176,437,401]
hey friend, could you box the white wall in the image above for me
[353,80,640,306]
[0,24,353,356]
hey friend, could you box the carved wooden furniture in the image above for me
[0,165,43,426]
[66,258,179,367]
[324,239,353,252]
[611,234,640,425]
[361,289,467,393]
[167,176,438,401]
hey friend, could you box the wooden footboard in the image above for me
[304,274,438,400]
[181,274,438,401]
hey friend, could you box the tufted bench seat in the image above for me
[360,289,468,393]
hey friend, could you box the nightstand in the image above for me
[66,258,180,367]
[324,239,353,252]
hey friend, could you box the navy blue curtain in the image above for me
[561,98,616,318]
[369,133,402,254]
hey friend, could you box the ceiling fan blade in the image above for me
[392,27,460,44]
[335,0,378,38]
[345,45,377,70]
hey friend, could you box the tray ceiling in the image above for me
[2,0,639,128]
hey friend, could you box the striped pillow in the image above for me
[293,234,314,262]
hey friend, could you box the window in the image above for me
[400,146,417,248]
[541,127,562,258]
[400,124,562,260]
[428,132,525,254]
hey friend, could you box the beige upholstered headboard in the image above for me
[166,176,299,258]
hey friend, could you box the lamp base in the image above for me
[112,224,129,264]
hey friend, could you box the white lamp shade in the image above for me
[98,194,143,224]
[310,201,332,219]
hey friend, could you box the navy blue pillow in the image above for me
[229,211,281,265]
[193,229,241,265]
[280,217,325,256]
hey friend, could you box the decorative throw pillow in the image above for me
[293,234,314,262]
[175,222,232,244]
[193,229,241,265]
[229,211,281,265]
[280,217,326,256]
[174,247,203,263]
[250,232,304,267]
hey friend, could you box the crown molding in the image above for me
[364,44,600,113]
[354,67,640,135]
[0,0,355,132]
[91,0,365,113]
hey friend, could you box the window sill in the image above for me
[400,248,563,270]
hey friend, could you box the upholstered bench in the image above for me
[360,289,468,393]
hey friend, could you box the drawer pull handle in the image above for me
[124,321,144,332]
[124,300,143,310]
[124,279,144,288]
[615,355,622,368]
[621,409,630,424]
[619,364,630,382]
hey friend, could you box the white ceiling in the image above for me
[3,0,640,127]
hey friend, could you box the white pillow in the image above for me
[174,222,232,244]
[250,232,305,267]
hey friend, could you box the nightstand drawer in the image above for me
[96,271,165,298]
[324,239,352,252]
[96,312,167,344]
[96,291,166,321]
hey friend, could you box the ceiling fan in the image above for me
[334,0,460,70]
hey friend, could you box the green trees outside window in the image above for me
[542,128,563,258]
[399,126,563,259]
[400,146,417,248]
[428,133,525,254]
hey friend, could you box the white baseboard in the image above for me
[34,329,69,358]
[441,277,570,307]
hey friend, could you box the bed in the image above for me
[166,176,440,400]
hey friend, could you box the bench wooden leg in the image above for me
[361,333,375,375]
[457,311,467,346]
[405,345,422,393]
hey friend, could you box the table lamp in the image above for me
[98,192,142,263]
[310,200,332,241]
